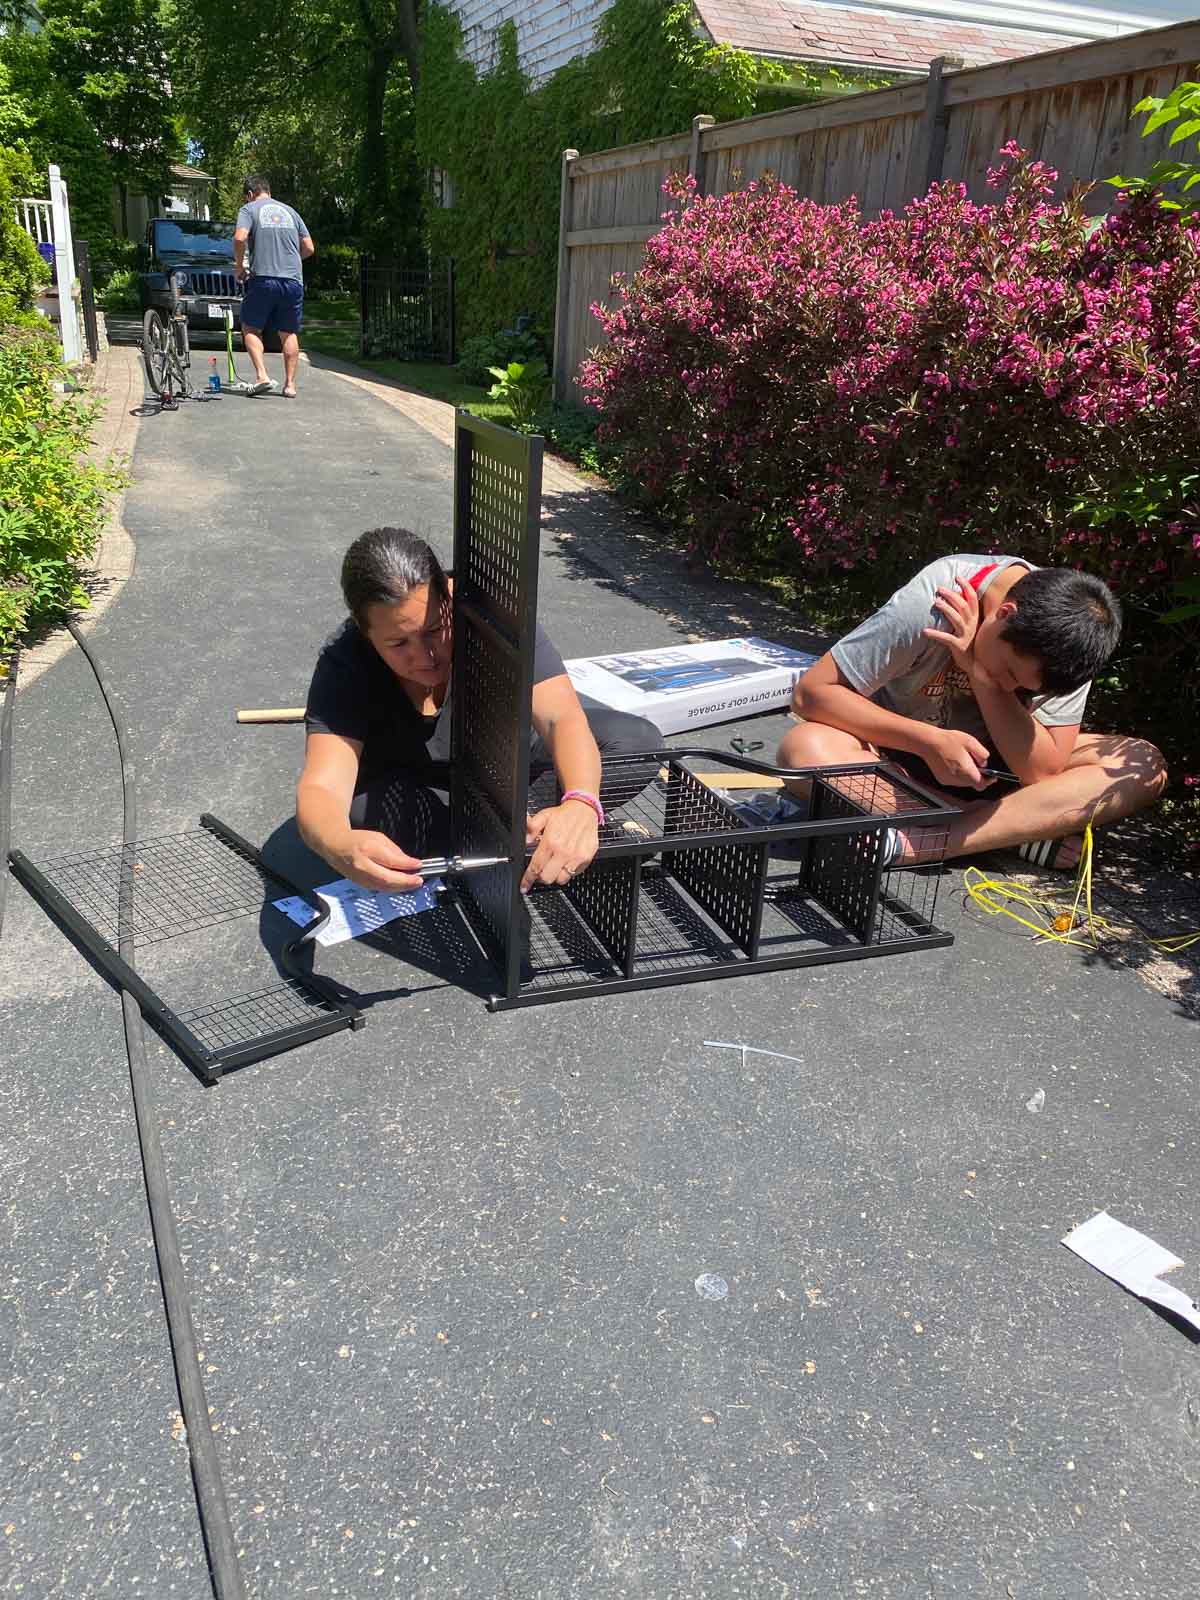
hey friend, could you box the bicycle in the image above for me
[141,270,191,408]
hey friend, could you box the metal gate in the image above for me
[76,241,99,363]
[359,257,455,363]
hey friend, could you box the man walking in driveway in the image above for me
[233,175,315,397]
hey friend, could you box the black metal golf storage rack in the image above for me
[447,412,957,1011]
[8,412,956,1085]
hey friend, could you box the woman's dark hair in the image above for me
[340,528,449,630]
[1001,568,1122,696]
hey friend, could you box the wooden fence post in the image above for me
[552,148,579,404]
[921,56,961,193]
[688,114,715,196]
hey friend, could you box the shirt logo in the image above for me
[259,205,291,229]
[921,662,973,726]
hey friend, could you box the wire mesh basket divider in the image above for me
[9,813,362,1083]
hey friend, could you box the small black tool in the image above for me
[416,853,510,878]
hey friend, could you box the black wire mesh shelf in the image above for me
[453,753,958,1010]
[9,813,362,1083]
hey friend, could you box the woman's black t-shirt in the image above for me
[305,619,567,791]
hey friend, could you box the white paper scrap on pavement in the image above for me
[1061,1210,1200,1333]
[273,876,442,946]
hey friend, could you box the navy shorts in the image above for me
[241,275,304,334]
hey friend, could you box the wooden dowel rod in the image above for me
[236,707,305,724]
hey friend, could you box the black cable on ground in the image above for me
[0,653,17,942]
[62,619,247,1600]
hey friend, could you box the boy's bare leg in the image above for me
[281,332,299,394]
[777,723,1167,866]
[918,733,1166,864]
[777,718,922,825]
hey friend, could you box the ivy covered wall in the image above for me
[415,0,887,344]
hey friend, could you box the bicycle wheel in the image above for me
[141,309,171,399]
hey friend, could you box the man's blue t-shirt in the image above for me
[236,196,310,282]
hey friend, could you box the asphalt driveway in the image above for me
[2,349,1198,1599]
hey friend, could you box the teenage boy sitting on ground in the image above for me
[776,555,1167,869]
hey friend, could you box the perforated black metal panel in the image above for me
[666,839,769,958]
[563,854,641,975]
[659,766,767,956]
[456,785,518,969]
[450,412,545,1000]
[461,450,527,635]
[802,778,886,942]
[458,622,526,818]
[662,763,744,839]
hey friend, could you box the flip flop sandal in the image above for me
[1016,836,1081,871]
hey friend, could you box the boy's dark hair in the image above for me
[341,527,448,629]
[242,174,270,197]
[1001,568,1121,695]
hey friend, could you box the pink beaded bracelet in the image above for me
[561,789,605,826]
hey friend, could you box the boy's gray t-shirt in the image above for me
[236,197,309,282]
[830,555,1090,749]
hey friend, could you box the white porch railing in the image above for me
[11,164,82,363]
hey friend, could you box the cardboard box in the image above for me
[565,637,819,736]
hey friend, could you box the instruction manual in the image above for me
[564,637,819,735]
[273,876,442,946]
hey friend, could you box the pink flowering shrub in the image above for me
[580,147,1200,596]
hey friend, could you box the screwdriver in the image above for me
[415,853,511,878]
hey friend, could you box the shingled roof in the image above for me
[691,0,1103,73]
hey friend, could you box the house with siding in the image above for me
[444,0,1184,84]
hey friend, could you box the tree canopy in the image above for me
[167,0,422,256]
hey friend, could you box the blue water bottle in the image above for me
[208,356,220,393]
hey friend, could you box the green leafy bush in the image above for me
[1107,77,1200,215]
[486,359,550,425]
[456,326,544,385]
[526,399,616,476]
[0,144,50,326]
[0,323,124,653]
[97,267,141,312]
[305,241,359,296]
[0,34,120,268]
[585,151,1200,799]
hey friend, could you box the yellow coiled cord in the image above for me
[963,820,1200,954]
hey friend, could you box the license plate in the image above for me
[208,303,226,319]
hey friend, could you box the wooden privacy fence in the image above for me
[552,18,1200,400]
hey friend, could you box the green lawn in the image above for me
[303,326,514,424]
[303,294,358,322]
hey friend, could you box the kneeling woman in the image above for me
[297,527,658,894]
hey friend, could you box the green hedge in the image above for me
[0,324,124,653]
[415,0,888,344]
[0,145,49,326]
